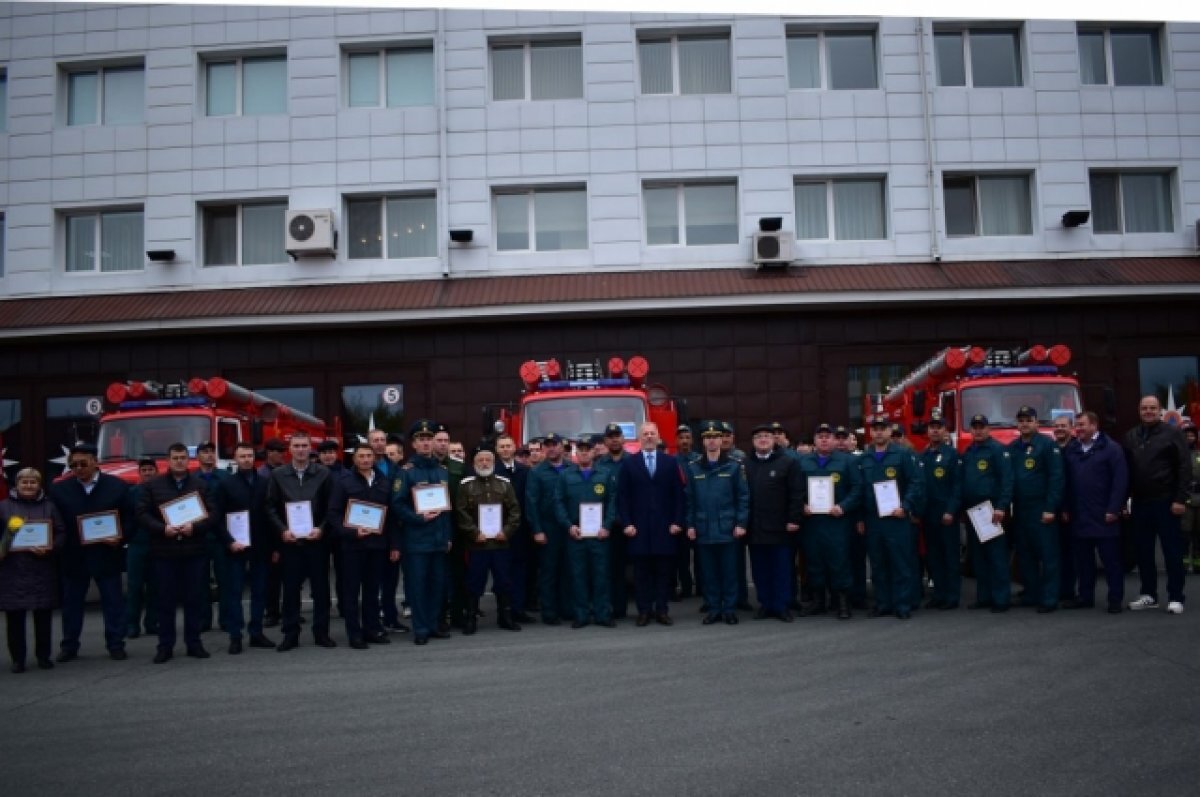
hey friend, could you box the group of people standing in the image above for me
[0,393,1194,672]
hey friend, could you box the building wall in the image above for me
[0,4,1197,298]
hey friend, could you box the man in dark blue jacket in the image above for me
[799,423,863,619]
[1062,412,1129,613]
[495,434,533,623]
[49,443,134,662]
[685,421,749,625]
[526,433,573,625]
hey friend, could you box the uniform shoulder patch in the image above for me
[495,475,511,483]
[460,476,476,484]
[402,463,415,470]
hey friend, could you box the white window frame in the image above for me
[202,52,288,117]
[1077,25,1164,87]
[786,29,879,91]
[491,185,589,252]
[345,193,438,259]
[344,43,435,108]
[642,180,740,247]
[793,177,889,241]
[201,200,288,267]
[62,62,145,126]
[942,173,1034,238]
[489,38,584,102]
[933,26,1024,88]
[62,207,145,273]
[1088,170,1175,234]
[638,31,733,96]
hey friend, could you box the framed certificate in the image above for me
[808,476,835,514]
[78,510,122,545]
[226,510,251,547]
[478,503,502,539]
[10,520,51,551]
[967,501,1004,543]
[873,480,902,518]
[345,500,386,534]
[286,501,315,538]
[161,492,208,527]
[579,502,603,537]
[412,483,451,513]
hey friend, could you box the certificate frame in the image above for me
[344,499,387,534]
[412,483,451,513]
[807,476,835,514]
[285,500,315,538]
[579,502,604,538]
[160,492,208,527]
[226,510,251,547]
[873,479,902,518]
[77,510,122,545]
[967,500,1004,543]
[10,520,51,551]
[478,503,502,539]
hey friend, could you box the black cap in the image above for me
[434,422,449,434]
[769,421,789,436]
[868,415,889,428]
[834,425,849,437]
[721,421,734,434]
[317,440,339,453]
[676,423,692,435]
[1016,405,1038,420]
[698,420,724,437]
[471,445,495,460]
[580,433,603,447]
[542,433,565,446]
[928,409,945,426]
[604,423,624,438]
[750,423,774,435]
[409,419,438,438]
[969,414,989,427]
[813,423,834,436]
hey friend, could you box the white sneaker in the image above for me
[1166,601,1184,615]
[1129,595,1158,610]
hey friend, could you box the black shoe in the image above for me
[126,627,141,639]
[655,613,673,626]
[807,601,828,616]
[571,619,588,629]
[1061,599,1094,610]
[990,605,1010,613]
[55,650,78,663]
[1036,605,1057,614]
[385,621,410,634]
[228,639,243,655]
[349,638,369,650]
[837,593,851,620]
[10,662,25,674]
[186,646,210,659]
[778,611,794,623]
[753,608,770,620]
[109,648,128,661]
[37,658,53,670]
[870,608,892,618]
[635,613,650,627]
[736,601,754,612]
[924,599,944,610]
[512,611,534,623]
[702,613,720,625]
[939,601,960,611]
[698,603,710,613]
[276,636,299,652]
[153,648,173,664]
[314,635,337,648]
[967,602,992,610]
[598,619,616,628]
[263,615,280,628]
[414,635,429,645]
[364,633,391,645]
[896,610,912,620]
[1107,603,1123,614]
[724,612,739,625]
[249,633,276,649]
[430,630,451,640]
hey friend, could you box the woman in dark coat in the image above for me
[0,468,67,672]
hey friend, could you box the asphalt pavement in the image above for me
[1,575,1198,796]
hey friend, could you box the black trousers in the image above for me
[342,548,384,641]
[6,608,52,664]
[281,543,331,638]
[632,554,675,615]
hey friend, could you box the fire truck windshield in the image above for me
[522,396,645,443]
[959,383,1082,430]
[97,416,212,461]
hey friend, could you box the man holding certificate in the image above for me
[858,417,924,620]
[137,442,218,662]
[918,410,963,610]
[265,431,336,652]
[49,443,134,662]
[328,443,400,649]
[684,421,749,625]
[455,447,522,634]
[554,436,617,629]
[798,423,863,619]
[959,415,1015,613]
[393,419,453,645]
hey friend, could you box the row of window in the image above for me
[38,168,1174,274]
[0,23,1167,130]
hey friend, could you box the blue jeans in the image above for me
[1132,498,1187,604]
[225,553,269,640]
[405,551,446,638]
[749,543,793,614]
[698,542,737,613]
[61,571,126,653]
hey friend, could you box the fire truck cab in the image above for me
[485,356,686,454]
[871,345,1084,452]
[96,377,340,483]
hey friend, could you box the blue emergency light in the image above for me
[118,397,209,410]
[537,378,632,391]
[965,366,1059,377]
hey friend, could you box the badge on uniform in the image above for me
[831,472,841,483]
[1025,458,1036,470]
[977,460,988,471]
[593,484,605,495]
[885,467,897,478]
[934,467,945,479]
[935,454,942,464]
[769,470,776,478]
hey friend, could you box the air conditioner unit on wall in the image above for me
[752,231,794,268]
[285,209,337,258]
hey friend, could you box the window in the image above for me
[64,209,143,272]
[490,40,582,101]
[786,30,878,90]
[794,178,887,240]
[494,186,587,252]
[639,33,731,95]
[644,181,738,246]
[65,64,144,125]
[347,194,437,259]
[1089,171,1173,233]
[0,398,21,486]
[205,54,286,116]
[846,364,907,429]
[943,174,1032,237]
[347,46,434,107]
[203,201,287,266]
[342,384,405,440]
[934,28,1022,87]
[1079,26,1163,86]
[1138,356,1198,413]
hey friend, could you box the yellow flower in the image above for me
[6,516,24,532]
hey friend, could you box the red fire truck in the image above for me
[96,377,341,483]
[485,356,686,454]
[868,345,1084,452]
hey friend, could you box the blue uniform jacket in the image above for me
[555,464,616,533]
[959,438,1014,511]
[919,443,961,518]
[1008,434,1065,514]
[798,450,863,529]
[526,460,569,538]
[858,444,924,523]
[684,455,749,545]
[393,455,452,554]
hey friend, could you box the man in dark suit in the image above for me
[617,422,686,626]
[49,443,134,662]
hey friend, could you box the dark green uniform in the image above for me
[594,451,630,618]
[797,451,862,600]
[859,444,924,616]
[959,438,1014,609]
[919,442,962,607]
[526,460,572,623]
[554,464,616,625]
[1008,434,1064,610]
